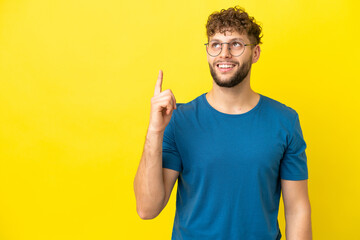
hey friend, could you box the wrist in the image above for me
[147,127,165,136]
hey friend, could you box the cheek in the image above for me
[207,60,215,69]
[239,54,252,65]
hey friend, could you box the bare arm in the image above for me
[281,179,312,240]
[133,70,179,220]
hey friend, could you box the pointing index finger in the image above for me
[154,70,163,96]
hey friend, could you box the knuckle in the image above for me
[151,97,159,105]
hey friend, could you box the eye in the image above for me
[210,42,221,48]
[231,41,243,48]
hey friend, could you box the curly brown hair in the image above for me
[206,6,263,46]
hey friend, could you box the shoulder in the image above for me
[260,94,299,124]
[174,93,204,116]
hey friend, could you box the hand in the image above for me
[148,70,177,133]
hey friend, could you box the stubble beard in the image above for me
[209,57,252,88]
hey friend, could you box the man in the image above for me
[134,6,312,240]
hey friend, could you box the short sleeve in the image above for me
[280,114,308,180]
[162,110,182,172]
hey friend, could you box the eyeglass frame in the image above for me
[204,40,257,57]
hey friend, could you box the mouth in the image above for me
[216,63,236,73]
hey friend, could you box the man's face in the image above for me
[207,31,254,88]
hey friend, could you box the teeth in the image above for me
[218,64,234,68]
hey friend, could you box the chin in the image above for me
[217,78,235,85]
[209,61,251,88]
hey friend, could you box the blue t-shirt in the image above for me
[162,93,308,240]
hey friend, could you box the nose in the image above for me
[219,43,232,58]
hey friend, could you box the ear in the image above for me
[251,45,261,64]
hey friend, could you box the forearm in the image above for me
[285,202,312,240]
[134,130,166,219]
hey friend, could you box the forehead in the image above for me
[209,30,250,42]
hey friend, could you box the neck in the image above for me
[206,75,259,115]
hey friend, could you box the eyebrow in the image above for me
[210,37,245,42]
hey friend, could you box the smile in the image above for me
[216,63,236,72]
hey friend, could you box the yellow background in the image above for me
[0,0,359,239]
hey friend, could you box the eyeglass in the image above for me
[204,39,256,57]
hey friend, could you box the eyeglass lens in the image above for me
[206,40,245,57]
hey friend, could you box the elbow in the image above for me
[133,181,166,220]
[136,207,160,220]
[138,212,157,220]
[136,199,164,220]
